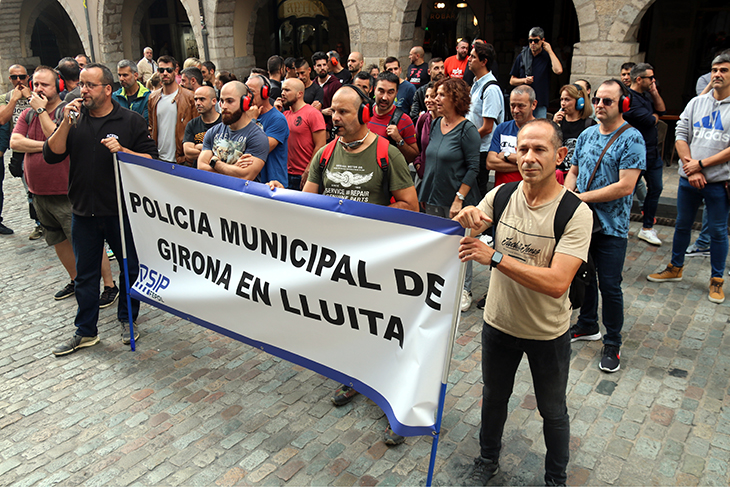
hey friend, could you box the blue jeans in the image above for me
[671,178,729,278]
[288,173,302,191]
[693,211,710,250]
[71,214,140,337]
[480,323,570,485]
[641,159,663,228]
[576,233,627,347]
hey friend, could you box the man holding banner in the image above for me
[43,63,158,356]
[270,84,418,444]
[454,119,592,485]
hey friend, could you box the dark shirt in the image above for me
[624,88,665,167]
[304,82,324,106]
[333,69,352,85]
[510,49,551,108]
[184,114,222,145]
[406,63,430,89]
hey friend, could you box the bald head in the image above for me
[283,78,304,94]
[195,85,216,99]
[221,80,248,99]
[333,86,362,112]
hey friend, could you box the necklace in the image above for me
[339,131,370,150]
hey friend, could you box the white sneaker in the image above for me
[638,228,661,246]
[460,290,472,312]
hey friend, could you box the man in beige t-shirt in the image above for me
[454,119,592,486]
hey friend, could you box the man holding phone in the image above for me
[0,65,41,238]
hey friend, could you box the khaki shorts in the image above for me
[32,194,73,247]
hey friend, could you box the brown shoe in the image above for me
[647,263,683,282]
[709,277,725,304]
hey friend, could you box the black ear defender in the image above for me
[343,84,373,125]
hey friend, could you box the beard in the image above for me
[317,70,328,80]
[222,106,243,125]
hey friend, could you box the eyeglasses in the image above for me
[78,82,108,90]
[639,75,655,81]
[158,67,174,74]
[10,75,27,81]
[592,97,616,106]
[528,38,542,44]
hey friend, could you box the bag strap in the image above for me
[376,135,391,197]
[491,181,520,245]
[585,123,631,191]
[480,80,500,100]
[318,138,339,195]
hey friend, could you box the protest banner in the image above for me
[117,153,465,440]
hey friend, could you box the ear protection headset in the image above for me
[572,83,585,111]
[240,85,253,112]
[328,51,339,67]
[617,81,631,113]
[257,75,270,100]
[343,84,373,124]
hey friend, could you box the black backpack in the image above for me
[491,181,597,309]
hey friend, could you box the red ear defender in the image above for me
[258,75,270,99]
[360,103,371,124]
[241,92,252,111]
[619,94,631,113]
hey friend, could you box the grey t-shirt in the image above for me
[156,90,178,162]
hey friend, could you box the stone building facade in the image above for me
[0,0,723,113]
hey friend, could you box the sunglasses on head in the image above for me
[158,67,174,74]
[592,97,616,106]
[10,74,27,80]
[528,38,542,44]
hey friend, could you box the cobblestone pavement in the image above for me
[2,168,730,487]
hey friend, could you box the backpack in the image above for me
[318,135,391,198]
[24,102,67,126]
[386,107,405,146]
[491,181,597,309]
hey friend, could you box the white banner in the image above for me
[118,153,465,436]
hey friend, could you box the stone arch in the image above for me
[23,0,88,61]
[571,0,655,85]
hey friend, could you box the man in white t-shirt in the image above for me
[148,55,196,164]
[455,119,592,487]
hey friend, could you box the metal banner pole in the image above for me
[426,229,470,486]
[113,154,136,351]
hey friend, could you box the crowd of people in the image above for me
[1,26,729,486]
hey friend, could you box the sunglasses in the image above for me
[528,38,542,44]
[158,67,175,74]
[592,97,617,106]
[639,75,655,81]
[10,74,27,80]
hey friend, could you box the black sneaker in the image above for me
[569,324,601,343]
[599,344,621,373]
[383,424,405,446]
[52,335,99,356]
[120,321,139,345]
[99,284,119,309]
[0,222,13,235]
[54,281,75,300]
[467,456,499,485]
[476,292,487,310]
[331,385,359,406]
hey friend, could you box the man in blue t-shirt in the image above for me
[198,81,269,181]
[509,27,563,119]
[565,79,646,374]
[467,42,504,198]
[246,74,289,186]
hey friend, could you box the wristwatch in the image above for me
[35,107,46,115]
[209,157,217,170]
[490,251,503,269]
[397,139,405,147]
[456,191,465,201]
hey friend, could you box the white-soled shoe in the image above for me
[460,289,472,312]
[638,228,661,246]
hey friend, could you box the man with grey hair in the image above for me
[180,67,203,92]
[648,52,730,304]
[510,27,563,119]
[137,47,157,84]
[624,62,666,246]
[487,85,538,187]
[112,59,150,122]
